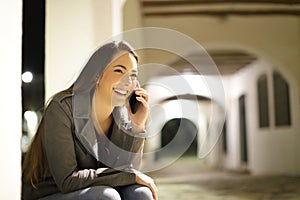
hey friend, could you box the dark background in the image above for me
[22,0,45,112]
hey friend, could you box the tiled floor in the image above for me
[148,157,300,200]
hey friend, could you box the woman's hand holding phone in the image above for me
[129,92,141,114]
[127,82,149,133]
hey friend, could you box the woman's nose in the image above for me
[120,73,132,86]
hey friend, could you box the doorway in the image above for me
[157,118,198,159]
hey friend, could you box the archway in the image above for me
[156,118,198,160]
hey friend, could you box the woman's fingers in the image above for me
[135,173,158,200]
[134,88,149,102]
[150,182,158,200]
[146,176,158,200]
[136,96,149,110]
[130,88,149,113]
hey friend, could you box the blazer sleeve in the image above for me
[109,123,146,169]
[43,100,137,193]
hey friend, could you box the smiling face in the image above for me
[96,52,138,108]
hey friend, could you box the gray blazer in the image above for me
[22,89,146,200]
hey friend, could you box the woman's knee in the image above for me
[102,187,121,200]
[85,186,121,200]
[39,186,122,200]
[133,186,153,200]
[119,185,153,200]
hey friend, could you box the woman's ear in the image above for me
[96,73,104,85]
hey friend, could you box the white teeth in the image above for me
[114,88,128,95]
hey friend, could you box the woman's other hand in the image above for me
[135,172,158,200]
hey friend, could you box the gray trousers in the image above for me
[38,184,153,200]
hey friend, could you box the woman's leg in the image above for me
[39,186,121,200]
[117,184,153,200]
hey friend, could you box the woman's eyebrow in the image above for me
[113,65,127,70]
[113,65,137,73]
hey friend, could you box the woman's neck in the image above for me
[92,91,113,135]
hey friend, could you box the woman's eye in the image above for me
[114,69,123,73]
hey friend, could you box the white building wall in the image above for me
[0,1,22,199]
[225,60,299,175]
[45,0,125,100]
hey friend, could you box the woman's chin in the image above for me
[112,99,126,107]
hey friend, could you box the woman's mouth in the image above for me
[113,88,129,96]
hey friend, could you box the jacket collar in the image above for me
[73,92,91,119]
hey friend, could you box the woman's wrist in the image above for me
[131,123,145,134]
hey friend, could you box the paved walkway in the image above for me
[148,158,300,200]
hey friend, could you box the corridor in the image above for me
[148,158,300,200]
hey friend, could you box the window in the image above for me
[257,74,269,127]
[239,95,248,163]
[273,71,291,126]
[222,121,227,154]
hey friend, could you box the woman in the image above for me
[22,41,158,200]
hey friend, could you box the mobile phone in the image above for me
[129,91,140,114]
